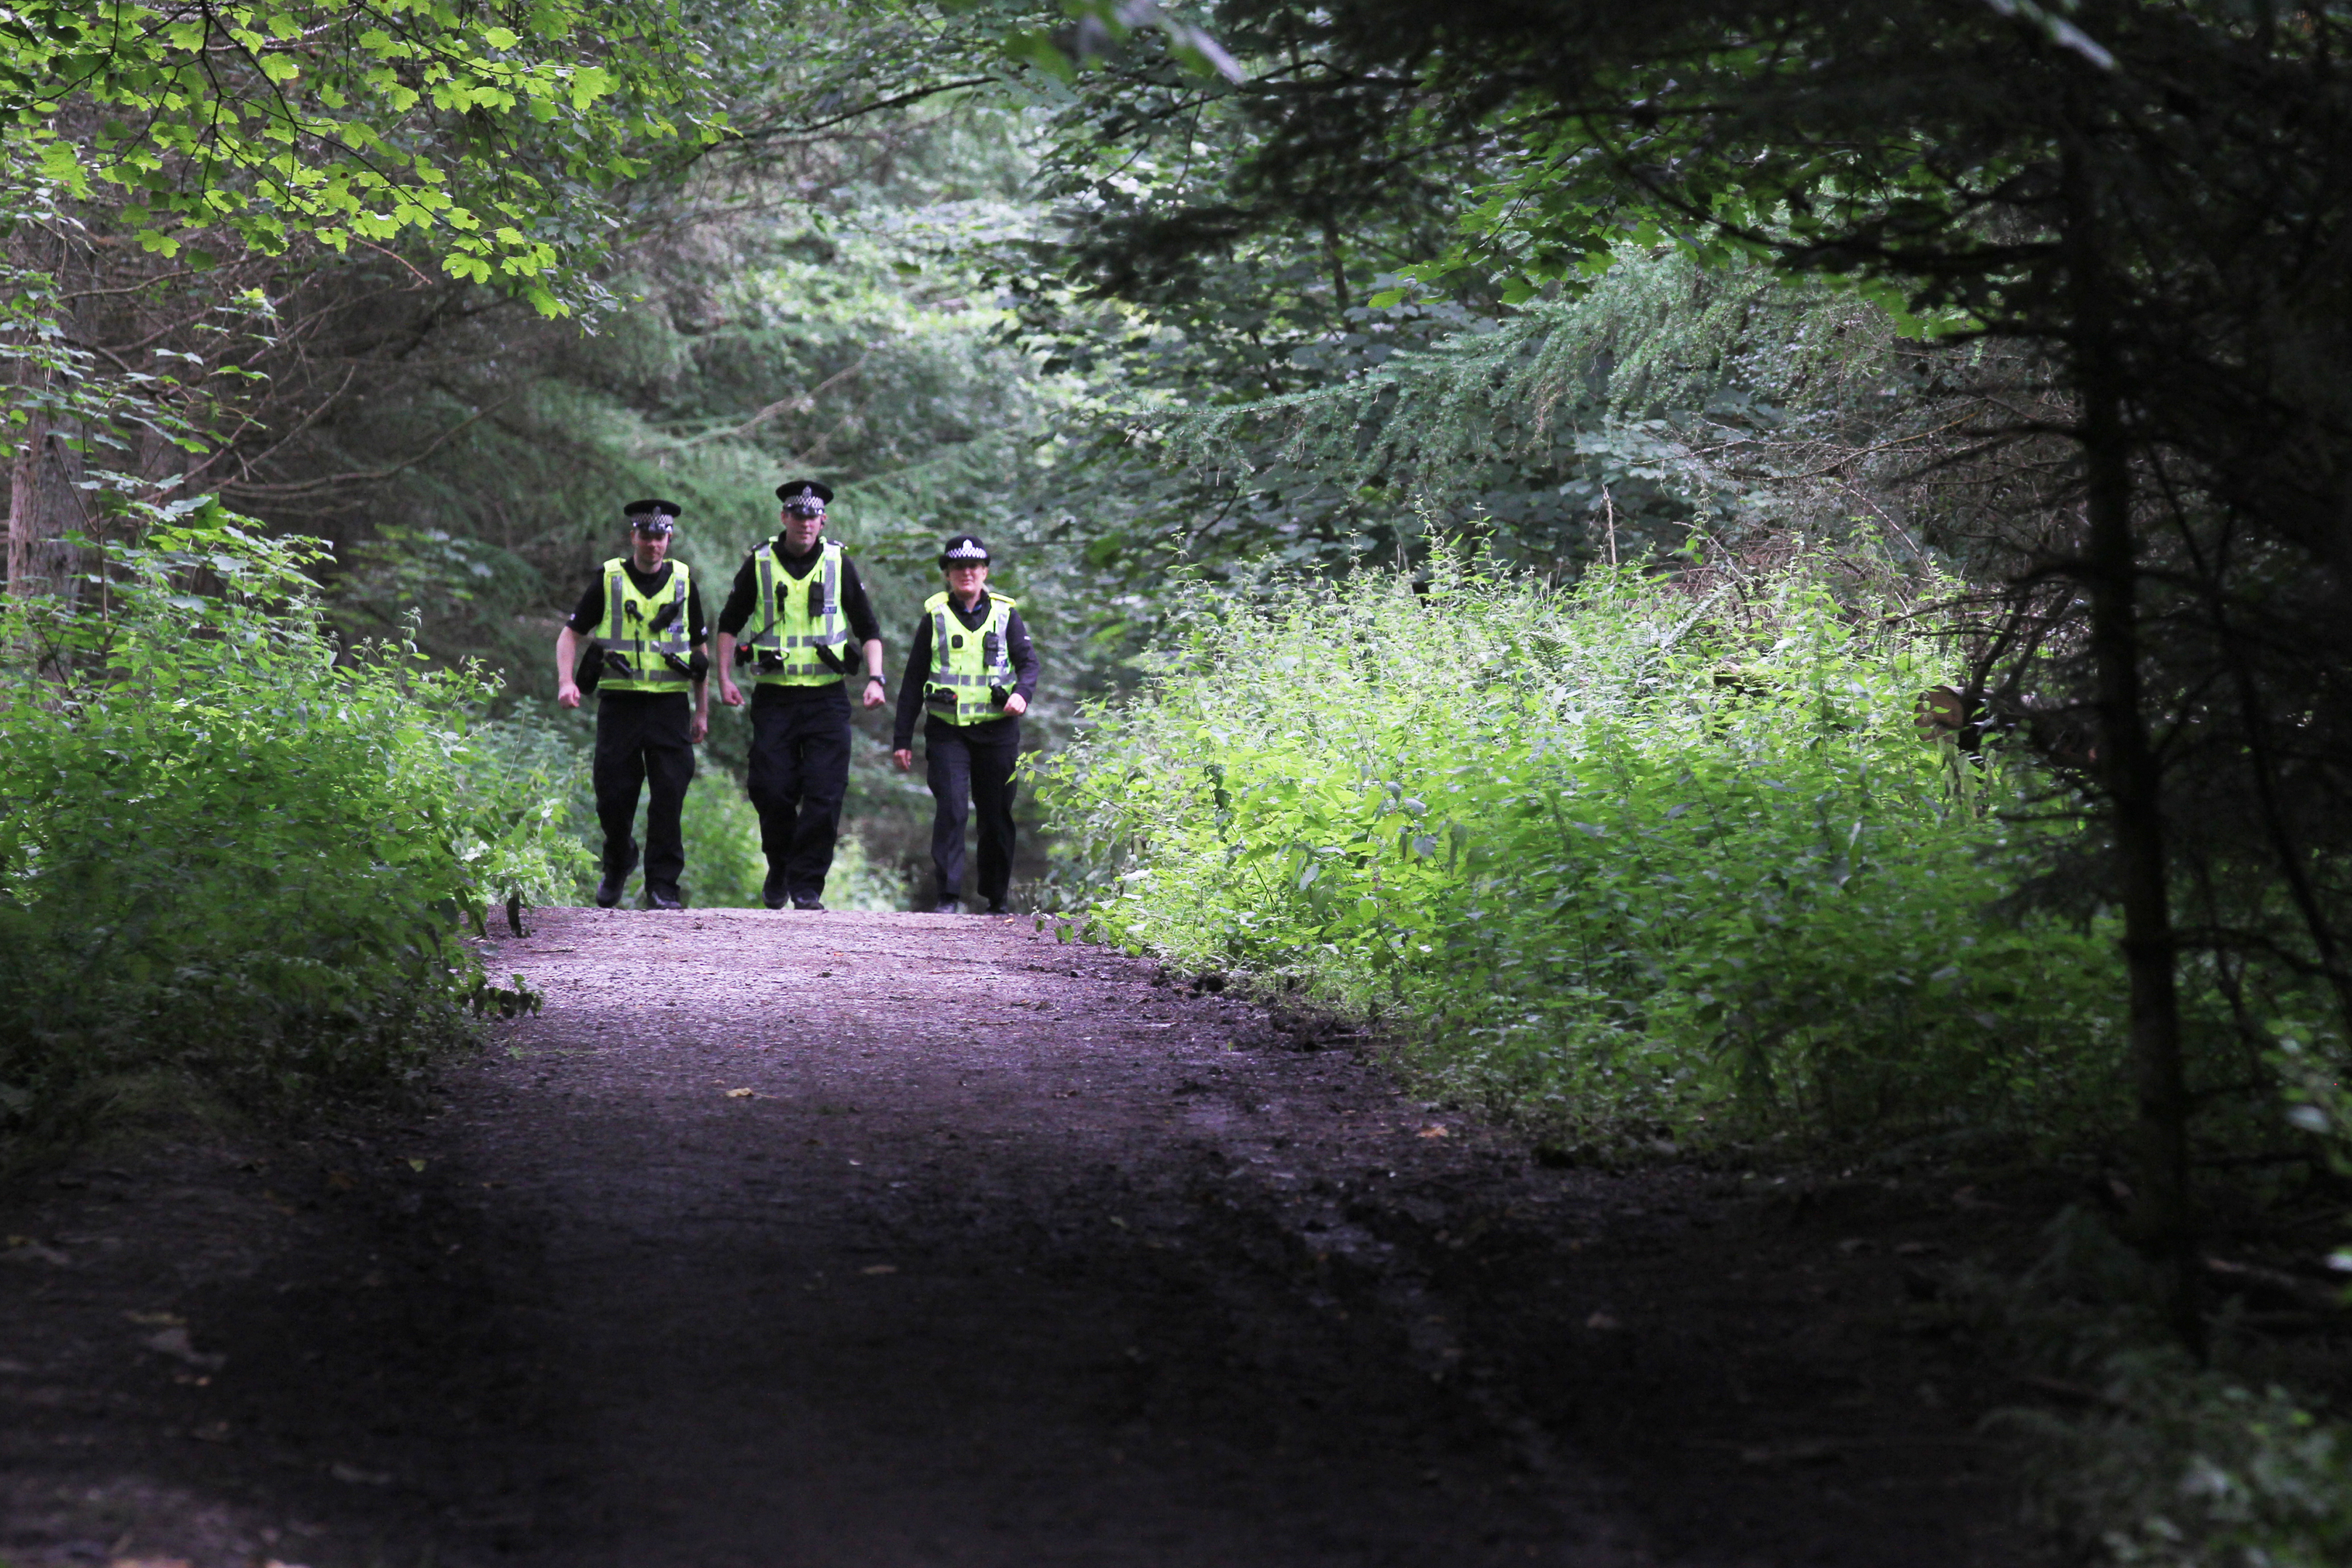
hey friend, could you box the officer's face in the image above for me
[780,505,825,555]
[944,560,989,603]
[630,525,672,571]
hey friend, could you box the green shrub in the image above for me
[1953,1209,2352,1568]
[1039,549,2141,1145]
[0,513,589,1136]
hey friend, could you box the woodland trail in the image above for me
[4,909,2049,1568]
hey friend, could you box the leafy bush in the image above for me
[0,513,590,1137]
[1039,549,2147,1145]
[1945,1209,2352,1568]
[2025,1355,2352,1568]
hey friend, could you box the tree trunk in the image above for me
[7,402,88,605]
[2064,136,2202,1356]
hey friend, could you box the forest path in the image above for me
[3,908,2046,1568]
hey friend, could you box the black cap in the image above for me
[624,498,681,534]
[775,479,833,513]
[939,532,990,566]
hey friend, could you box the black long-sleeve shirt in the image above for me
[715,539,882,645]
[892,591,1040,748]
[567,560,709,644]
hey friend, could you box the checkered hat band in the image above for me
[944,543,988,560]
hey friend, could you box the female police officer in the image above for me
[889,534,1039,914]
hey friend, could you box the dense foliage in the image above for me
[1040,552,2339,1159]
[0,514,587,1139]
[0,0,718,314]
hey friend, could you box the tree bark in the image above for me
[7,402,88,606]
[2064,136,2202,1356]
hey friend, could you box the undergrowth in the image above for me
[0,513,590,1146]
[1037,549,2319,1152]
[1941,1206,2352,1568]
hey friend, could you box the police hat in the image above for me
[624,498,681,534]
[938,533,990,567]
[775,479,833,513]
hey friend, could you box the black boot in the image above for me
[761,866,788,911]
[595,840,640,908]
[644,885,685,911]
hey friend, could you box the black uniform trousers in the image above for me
[925,714,1019,907]
[593,690,695,894]
[747,681,853,899]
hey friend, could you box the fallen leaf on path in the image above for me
[187,1420,232,1443]
[146,1327,227,1371]
[3,1238,70,1265]
[1837,1237,1875,1255]
[1418,1125,1449,1139]
[123,1310,185,1326]
[860,1264,897,1275]
[110,1557,193,1567]
[324,1170,355,1192]
[330,1462,393,1486]
[1585,1311,1620,1331]
[724,1087,756,1098]
[406,1159,427,1173]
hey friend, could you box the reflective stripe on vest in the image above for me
[746,538,849,686]
[923,589,1016,725]
[599,558,694,693]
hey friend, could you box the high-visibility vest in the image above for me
[597,558,695,693]
[743,539,850,686]
[923,589,1016,724]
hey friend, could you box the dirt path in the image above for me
[4,909,2051,1567]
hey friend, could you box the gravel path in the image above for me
[2,907,2049,1568]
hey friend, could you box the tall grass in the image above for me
[0,515,590,1140]
[1040,550,2144,1146]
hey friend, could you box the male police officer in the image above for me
[714,480,886,910]
[555,499,711,910]
[891,534,1039,914]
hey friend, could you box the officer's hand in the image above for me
[891,748,914,772]
[1002,693,1029,717]
[689,711,709,744]
[719,677,745,708]
[862,676,887,709]
[557,682,581,709]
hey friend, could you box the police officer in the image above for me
[891,534,1039,914]
[555,499,711,910]
[713,480,886,910]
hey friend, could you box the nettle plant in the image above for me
[0,510,589,1131]
[1040,547,2136,1145]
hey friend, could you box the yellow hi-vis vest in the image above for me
[597,558,695,693]
[744,538,851,686]
[923,589,1016,724]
